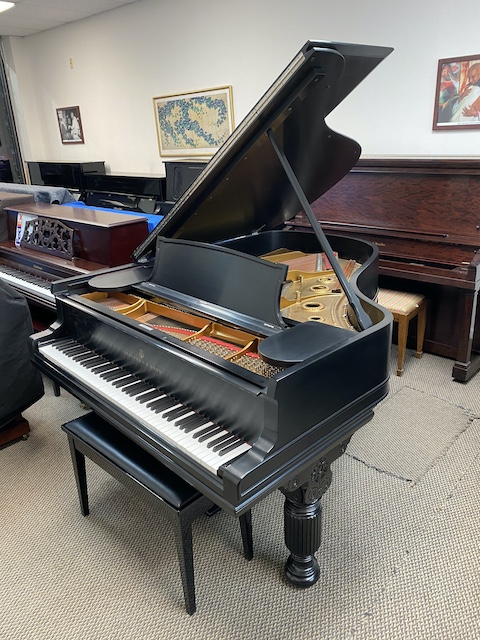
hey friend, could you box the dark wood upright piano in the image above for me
[0,202,148,326]
[294,158,480,381]
[31,41,393,588]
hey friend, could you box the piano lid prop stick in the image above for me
[267,128,373,331]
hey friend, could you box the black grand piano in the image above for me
[31,41,393,587]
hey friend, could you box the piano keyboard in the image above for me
[0,264,55,304]
[39,339,252,475]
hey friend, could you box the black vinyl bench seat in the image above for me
[62,411,253,615]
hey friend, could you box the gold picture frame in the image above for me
[153,86,234,157]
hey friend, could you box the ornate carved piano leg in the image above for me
[280,441,346,587]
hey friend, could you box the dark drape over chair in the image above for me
[0,280,44,430]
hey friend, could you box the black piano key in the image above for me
[124,382,152,397]
[191,423,219,439]
[62,344,88,353]
[196,426,223,442]
[118,377,143,390]
[81,353,108,369]
[59,341,84,350]
[59,345,87,355]
[53,338,75,349]
[59,346,86,358]
[78,355,105,366]
[146,396,178,412]
[137,389,164,404]
[207,433,236,449]
[54,338,77,348]
[100,369,128,381]
[90,362,118,374]
[212,437,239,453]
[72,352,99,362]
[112,375,138,388]
[163,405,192,421]
[217,439,246,456]
[176,414,208,431]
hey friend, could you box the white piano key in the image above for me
[39,341,251,474]
[0,268,55,303]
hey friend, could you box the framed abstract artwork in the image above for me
[153,86,234,157]
[56,106,84,143]
[433,55,480,130]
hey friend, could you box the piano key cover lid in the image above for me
[134,40,393,261]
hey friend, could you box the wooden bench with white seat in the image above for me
[377,288,427,376]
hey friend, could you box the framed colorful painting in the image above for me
[153,86,234,157]
[433,55,480,130]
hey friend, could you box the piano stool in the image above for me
[377,288,427,376]
[61,411,253,615]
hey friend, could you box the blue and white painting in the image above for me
[154,87,234,156]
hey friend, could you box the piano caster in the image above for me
[281,443,345,588]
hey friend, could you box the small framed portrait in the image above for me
[56,106,85,144]
[153,86,234,157]
[433,55,480,130]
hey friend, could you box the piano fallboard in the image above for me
[293,223,480,288]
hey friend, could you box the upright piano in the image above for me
[27,160,105,194]
[0,203,148,323]
[80,172,169,214]
[31,41,393,587]
[80,163,206,215]
[294,158,480,381]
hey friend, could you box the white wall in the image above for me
[3,0,480,177]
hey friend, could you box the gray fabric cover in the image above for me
[0,182,76,205]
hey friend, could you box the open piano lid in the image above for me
[133,40,393,260]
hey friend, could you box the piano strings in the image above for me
[80,249,360,376]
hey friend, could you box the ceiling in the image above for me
[0,0,144,37]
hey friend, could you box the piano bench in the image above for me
[377,288,427,376]
[61,411,253,615]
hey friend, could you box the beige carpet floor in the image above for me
[1,346,479,639]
